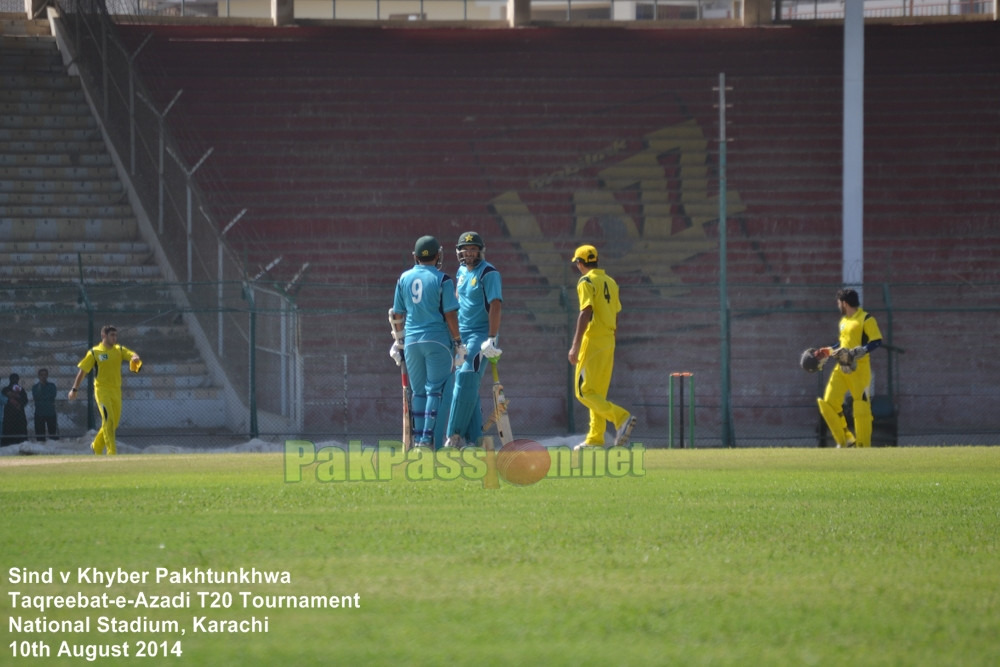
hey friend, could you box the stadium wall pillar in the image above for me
[508,0,530,26]
[271,0,293,26]
[25,0,46,18]
[743,0,773,25]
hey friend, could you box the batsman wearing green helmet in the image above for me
[391,236,463,449]
[443,231,503,449]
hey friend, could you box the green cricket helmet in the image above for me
[456,231,485,267]
[413,235,441,263]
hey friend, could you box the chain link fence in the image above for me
[1,280,297,447]
[5,280,998,448]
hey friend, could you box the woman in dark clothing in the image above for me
[1,373,30,446]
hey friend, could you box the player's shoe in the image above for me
[614,415,637,447]
[442,435,464,449]
[573,441,601,451]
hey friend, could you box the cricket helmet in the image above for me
[456,231,485,249]
[800,348,821,373]
[456,231,485,267]
[413,235,441,262]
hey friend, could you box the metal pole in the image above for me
[563,286,576,434]
[668,373,675,449]
[217,208,248,356]
[671,372,695,448]
[167,146,213,292]
[126,34,152,176]
[343,354,350,437]
[139,89,181,235]
[718,73,734,447]
[882,283,895,405]
[843,0,865,290]
[688,373,696,449]
[77,263,96,432]
[678,373,685,449]
[245,283,258,439]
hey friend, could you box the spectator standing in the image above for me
[31,368,60,442]
[1,373,30,446]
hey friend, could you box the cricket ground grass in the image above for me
[2,446,999,666]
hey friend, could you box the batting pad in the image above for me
[446,370,482,442]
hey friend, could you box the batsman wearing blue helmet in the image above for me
[390,236,463,449]
[443,231,503,449]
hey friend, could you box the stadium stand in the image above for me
[0,17,226,433]
[3,14,999,442]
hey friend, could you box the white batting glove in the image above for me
[480,337,502,359]
[454,342,468,368]
[389,341,403,366]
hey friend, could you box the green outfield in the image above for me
[3,446,999,666]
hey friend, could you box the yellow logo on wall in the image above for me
[489,119,744,295]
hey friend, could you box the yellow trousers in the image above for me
[575,336,629,446]
[817,366,873,447]
[92,391,122,455]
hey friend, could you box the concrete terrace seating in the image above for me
[115,23,889,288]
[108,20,1000,439]
[0,18,227,435]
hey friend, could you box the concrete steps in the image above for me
[0,17,229,435]
[0,218,139,242]
[0,18,51,37]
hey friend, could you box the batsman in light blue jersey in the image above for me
[390,236,463,448]
[444,231,503,448]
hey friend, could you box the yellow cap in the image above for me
[571,244,598,264]
[129,358,143,373]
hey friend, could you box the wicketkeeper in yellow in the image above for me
[68,325,142,455]
[815,289,883,447]
[567,245,636,449]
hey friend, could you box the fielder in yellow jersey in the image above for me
[816,289,883,447]
[68,325,142,455]
[567,245,636,449]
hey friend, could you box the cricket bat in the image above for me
[400,354,412,452]
[481,435,500,490]
[388,308,412,452]
[489,358,513,446]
